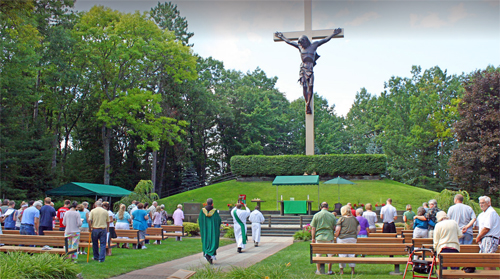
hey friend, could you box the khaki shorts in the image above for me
[315,240,334,257]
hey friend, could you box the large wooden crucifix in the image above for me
[274,0,344,155]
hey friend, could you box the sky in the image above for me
[73,0,500,116]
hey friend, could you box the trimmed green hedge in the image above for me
[230,154,387,176]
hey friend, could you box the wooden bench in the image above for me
[402,232,414,243]
[376,227,404,234]
[43,230,117,249]
[146,228,168,242]
[422,244,500,254]
[357,237,404,244]
[112,230,144,249]
[311,243,408,275]
[1,230,20,235]
[368,233,398,238]
[439,253,500,278]
[0,234,77,255]
[161,225,186,237]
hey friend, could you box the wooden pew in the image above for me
[357,237,405,244]
[0,234,77,255]
[161,225,186,238]
[439,253,500,278]
[311,243,408,275]
[368,233,398,238]
[146,227,168,243]
[43,230,117,250]
[112,229,144,249]
[376,227,404,234]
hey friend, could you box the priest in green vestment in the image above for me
[199,198,221,264]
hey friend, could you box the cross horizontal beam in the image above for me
[273,28,344,42]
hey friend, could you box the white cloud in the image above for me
[420,13,448,28]
[200,39,253,70]
[247,32,263,43]
[410,3,474,28]
[336,8,350,18]
[449,3,473,23]
[346,12,380,26]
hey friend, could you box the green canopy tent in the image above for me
[323,176,355,203]
[272,175,320,210]
[46,182,132,199]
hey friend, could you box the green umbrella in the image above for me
[323,176,355,202]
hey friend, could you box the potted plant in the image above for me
[375,203,381,210]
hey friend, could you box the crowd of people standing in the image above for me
[0,198,179,263]
[309,195,500,275]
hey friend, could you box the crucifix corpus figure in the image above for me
[275,28,342,114]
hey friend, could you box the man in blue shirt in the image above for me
[39,197,56,235]
[20,201,42,235]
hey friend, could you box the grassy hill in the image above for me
[157,179,438,214]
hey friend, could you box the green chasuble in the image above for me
[199,208,221,257]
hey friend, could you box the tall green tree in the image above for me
[72,6,196,185]
[377,66,464,190]
[448,68,500,201]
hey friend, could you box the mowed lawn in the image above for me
[157,179,438,213]
[77,238,234,279]
[192,241,409,279]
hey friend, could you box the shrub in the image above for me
[223,226,235,238]
[230,154,387,177]
[0,252,82,279]
[184,222,200,236]
[293,229,312,241]
[435,189,481,214]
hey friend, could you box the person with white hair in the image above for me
[172,204,184,241]
[433,211,462,255]
[20,200,42,235]
[476,196,500,271]
[335,205,360,275]
[415,199,441,238]
[148,201,158,221]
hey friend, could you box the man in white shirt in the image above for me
[232,202,250,253]
[476,196,500,271]
[249,206,265,247]
[447,194,476,244]
[148,201,157,219]
[380,198,397,233]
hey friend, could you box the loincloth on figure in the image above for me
[299,63,314,87]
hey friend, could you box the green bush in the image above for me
[0,252,81,279]
[293,229,312,241]
[435,189,481,214]
[222,226,235,238]
[230,154,387,177]
[184,222,200,236]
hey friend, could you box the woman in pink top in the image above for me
[152,206,162,244]
[172,204,184,241]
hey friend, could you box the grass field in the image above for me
[192,241,409,279]
[77,238,234,278]
[157,179,438,214]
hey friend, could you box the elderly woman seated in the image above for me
[335,205,360,275]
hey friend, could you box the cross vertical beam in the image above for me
[274,1,344,156]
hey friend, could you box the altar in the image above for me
[277,200,314,215]
[272,175,319,215]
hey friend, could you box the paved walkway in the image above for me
[112,236,293,279]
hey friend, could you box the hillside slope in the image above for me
[157,179,438,214]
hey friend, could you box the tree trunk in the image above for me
[102,124,111,185]
[158,144,168,197]
[151,150,157,193]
